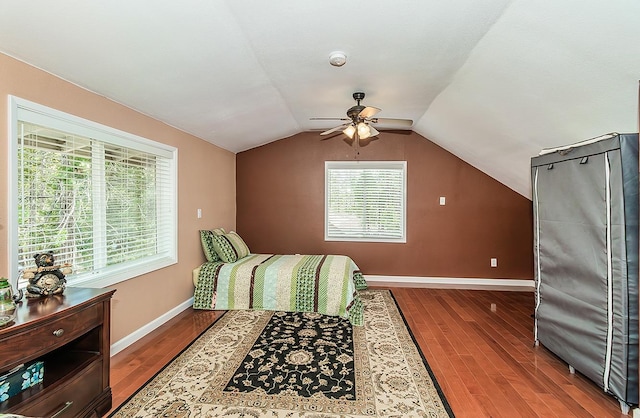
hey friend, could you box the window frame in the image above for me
[8,96,178,289]
[324,160,407,243]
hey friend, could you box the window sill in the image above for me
[325,236,407,243]
[61,256,176,289]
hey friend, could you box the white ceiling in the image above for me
[0,1,638,198]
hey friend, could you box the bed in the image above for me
[192,253,367,326]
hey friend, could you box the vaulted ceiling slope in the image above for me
[0,1,638,198]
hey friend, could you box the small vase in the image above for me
[0,277,18,327]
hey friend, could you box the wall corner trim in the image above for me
[365,275,534,291]
[110,297,193,357]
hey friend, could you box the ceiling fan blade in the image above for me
[320,124,349,136]
[359,106,381,119]
[310,117,350,121]
[368,125,380,137]
[320,131,344,140]
[370,117,413,127]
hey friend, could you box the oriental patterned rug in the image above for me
[109,289,454,417]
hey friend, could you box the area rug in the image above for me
[109,289,454,417]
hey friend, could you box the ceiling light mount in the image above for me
[328,51,347,67]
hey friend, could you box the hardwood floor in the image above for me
[108,287,630,417]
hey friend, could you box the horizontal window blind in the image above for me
[325,161,406,242]
[11,97,177,287]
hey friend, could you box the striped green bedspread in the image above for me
[193,254,367,326]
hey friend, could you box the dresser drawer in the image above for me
[1,303,102,369]
[17,359,103,417]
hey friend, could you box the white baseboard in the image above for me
[110,276,532,356]
[365,275,534,291]
[110,297,193,356]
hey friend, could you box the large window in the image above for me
[9,97,177,288]
[325,161,406,243]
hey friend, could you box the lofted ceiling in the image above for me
[0,1,638,198]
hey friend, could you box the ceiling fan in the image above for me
[310,92,413,143]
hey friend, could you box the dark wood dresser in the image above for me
[0,287,115,417]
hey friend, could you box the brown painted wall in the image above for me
[0,53,236,343]
[237,131,533,280]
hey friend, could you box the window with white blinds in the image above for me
[9,97,177,288]
[325,161,406,243]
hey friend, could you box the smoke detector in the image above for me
[329,51,347,67]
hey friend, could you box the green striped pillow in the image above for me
[200,228,226,262]
[211,231,250,263]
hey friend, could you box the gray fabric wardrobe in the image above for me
[531,133,638,409]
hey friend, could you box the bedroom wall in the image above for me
[236,131,533,281]
[0,53,236,343]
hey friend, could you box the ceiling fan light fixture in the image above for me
[357,122,371,139]
[311,91,412,147]
[343,124,356,139]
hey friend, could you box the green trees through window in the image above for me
[325,161,406,243]
[11,97,176,287]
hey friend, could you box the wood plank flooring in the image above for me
[108,287,630,417]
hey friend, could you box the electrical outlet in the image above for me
[439,196,446,205]
[490,258,498,267]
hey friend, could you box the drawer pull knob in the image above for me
[53,328,65,337]
[51,401,73,418]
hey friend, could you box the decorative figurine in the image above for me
[21,251,70,297]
